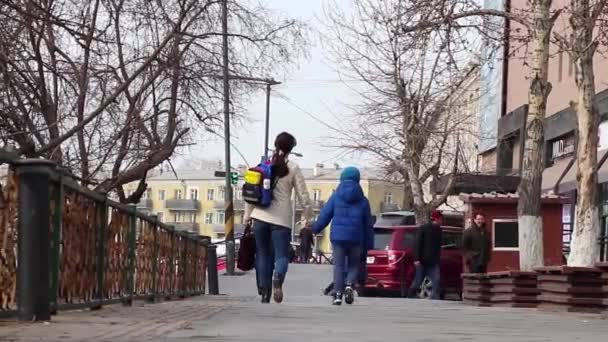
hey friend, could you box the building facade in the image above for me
[429,63,482,212]
[126,163,405,253]
[472,0,608,260]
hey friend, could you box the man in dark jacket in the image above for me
[299,226,314,264]
[407,210,443,299]
[462,212,491,273]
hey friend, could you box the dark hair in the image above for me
[271,132,297,178]
[473,212,485,219]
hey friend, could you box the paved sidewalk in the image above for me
[0,296,240,341]
[1,264,608,341]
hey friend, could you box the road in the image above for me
[1,264,607,341]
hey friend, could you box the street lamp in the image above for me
[263,80,282,161]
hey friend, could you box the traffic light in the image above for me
[230,172,239,185]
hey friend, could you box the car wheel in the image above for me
[417,277,433,299]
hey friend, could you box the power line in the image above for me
[274,90,343,134]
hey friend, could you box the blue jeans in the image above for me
[407,263,441,299]
[332,242,362,294]
[253,219,292,288]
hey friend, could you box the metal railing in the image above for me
[0,158,209,321]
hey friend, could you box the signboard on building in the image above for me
[551,135,575,160]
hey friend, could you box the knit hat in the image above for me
[340,166,361,183]
[431,210,443,221]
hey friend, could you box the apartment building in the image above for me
[127,168,246,239]
[126,163,405,253]
[429,63,482,211]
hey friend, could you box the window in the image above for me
[174,189,183,200]
[207,189,215,201]
[384,192,393,204]
[493,219,519,251]
[468,93,476,116]
[142,189,151,199]
[158,190,165,201]
[235,187,243,200]
[374,228,394,250]
[216,210,225,225]
[375,213,416,227]
[313,189,321,201]
[205,213,213,224]
[157,212,164,223]
[402,231,416,249]
[442,232,462,248]
[219,186,226,201]
[189,188,199,200]
[174,212,185,223]
[187,213,196,223]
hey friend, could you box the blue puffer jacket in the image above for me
[312,179,374,249]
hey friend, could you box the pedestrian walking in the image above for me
[312,167,374,305]
[244,132,313,304]
[462,212,491,273]
[407,210,443,300]
[299,226,314,263]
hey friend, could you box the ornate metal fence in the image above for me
[0,159,208,319]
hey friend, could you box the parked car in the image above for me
[375,210,464,228]
[362,224,464,299]
[374,211,416,227]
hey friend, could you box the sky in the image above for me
[181,0,365,170]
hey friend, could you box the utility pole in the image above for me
[221,0,235,275]
[263,80,281,160]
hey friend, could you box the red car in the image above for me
[363,223,464,299]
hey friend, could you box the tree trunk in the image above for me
[415,206,431,225]
[568,0,600,266]
[516,0,556,271]
[402,171,414,210]
[407,159,429,225]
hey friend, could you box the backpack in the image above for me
[242,160,276,207]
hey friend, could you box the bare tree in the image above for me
[0,0,306,202]
[324,0,484,223]
[549,0,608,266]
[324,0,565,270]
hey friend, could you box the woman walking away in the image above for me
[244,132,313,304]
[312,167,373,305]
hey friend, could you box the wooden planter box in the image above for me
[462,273,491,306]
[485,271,539,308]
[535,266,607,314]
[462,272,539,308]
[595,262,608,311]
